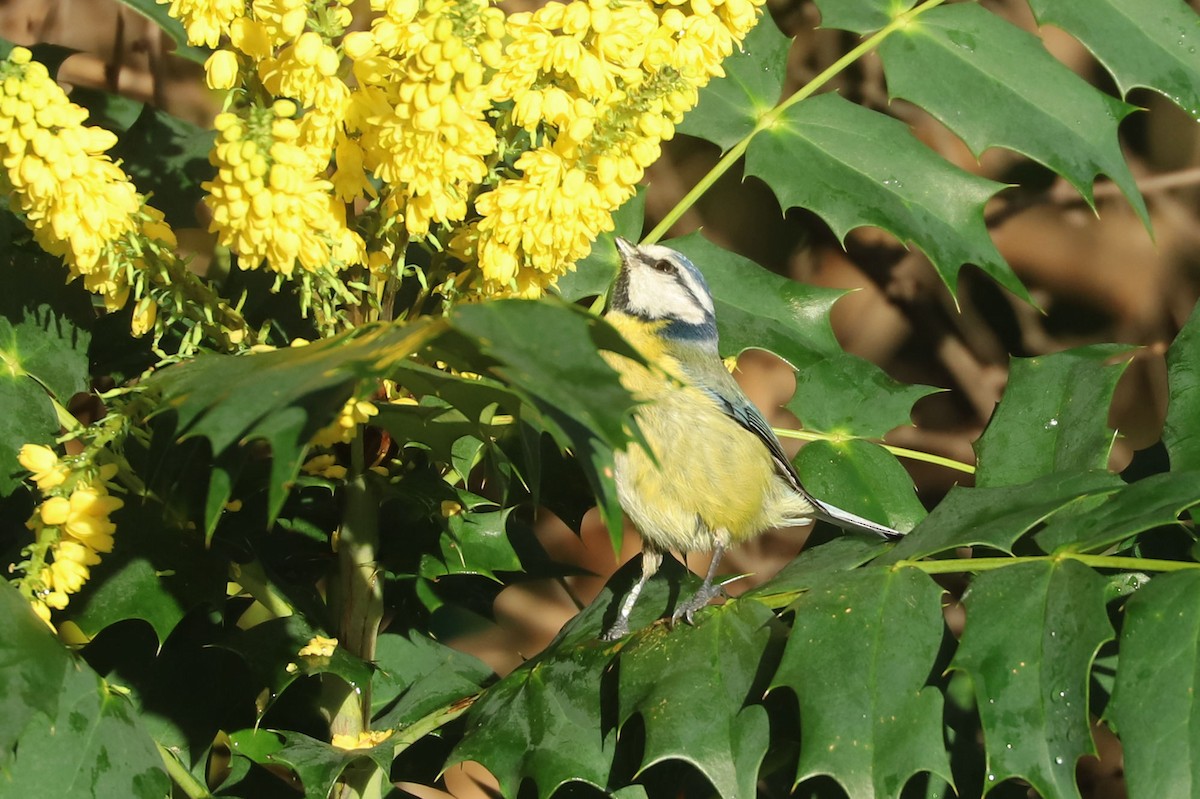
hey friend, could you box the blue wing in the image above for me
[692,372,903,539]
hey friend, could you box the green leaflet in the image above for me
[1028,0,1200,120]
[618,601,775,799]
[147,321,441,531]
[1035,470,1200,553]
[676,17,792,150]
[3,633,171,798]
[880,4,1148,226]
[974,344,1134,488]
[878,471,1126,564]
[370,632,492,730]
[228,728,394,799]
[1165,301,1200,470]
[0,253,93,495]
[0,582,70,768]
[793,439,926,532]
[774,567,951,798]
[1108,570,1200,798]
[64,502,226,644]
[951,560,1113,799]
[744,93,1018,299]
[668,234,938,439]
[677,14,1022,300]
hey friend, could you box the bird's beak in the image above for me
[614,236,638,263]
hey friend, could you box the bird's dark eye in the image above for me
[651,259,674,273]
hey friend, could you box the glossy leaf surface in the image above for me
[952,561,1113,799]
[1108,570,1200,798]
[974,345,1133,487]
[774,567,950,798]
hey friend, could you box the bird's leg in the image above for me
[601,549,663,641]
[670,545,727,627]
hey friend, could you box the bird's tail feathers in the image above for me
[808,496,905,539]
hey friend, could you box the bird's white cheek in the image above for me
[627,272,709,324]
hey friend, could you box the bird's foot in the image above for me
[600,618,630,641]
[669,582,727,627]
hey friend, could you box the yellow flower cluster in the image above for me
[204,101,364,276]
[0,47,168,318]
[17,445,124,626]
[169,0,764,299]
[344,0,504,239]
[0,47,252,345]
[459,0,763,295]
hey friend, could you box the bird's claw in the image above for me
[669,583,728,627]
[600,619,629,641]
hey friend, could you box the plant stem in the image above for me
[157,742,211,799]
[230,559,295,618]
[390,695,478,757]
[645,0,948,243]
[773,427,976,474]
[328,429,385,799]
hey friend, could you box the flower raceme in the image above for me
[15,445,124,627]
[0,47,252,346]
[168,0,766,299]
[204,100,365,276]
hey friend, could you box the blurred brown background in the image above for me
[6,1,1197,796]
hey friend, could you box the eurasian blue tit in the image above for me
[600,237,902,640]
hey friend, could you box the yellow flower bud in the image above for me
[342,31,376,60]
[131,296,157,337]
[40,496,70,526]
[18,444,68,490]
[204,50,240,91]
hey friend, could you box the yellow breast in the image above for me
[603,314,813,553]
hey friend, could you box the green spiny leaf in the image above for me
[1108,570,1200,798]
[1027,0,1200,120]
[1165,300,1200,470]
[773,567,951,798]
[227,729,392,799]
[148,320,442,525]
[877,471,1125,564]
[219,616,373,715]
[448,557,693,796]
[370,632,491,730]
[813,0,917,34]
[676,16,792,150]
[748,535,892,600]
[5,661,171,798]
[793,439,925,532]
[66,503,226,643]
[448,300,637,451]
[446,630,617,798]
[1034,470,1200,553]
[667,233,842,368]
[974,345,1134,488]
[951,560,1113,799]
[745,93,1019,298]
[618,600,775,799]
[0,582,69,768]
[879,3,1149,225]
[0,252,93,494]
[789,359,940,439]
[668,234,937,439]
